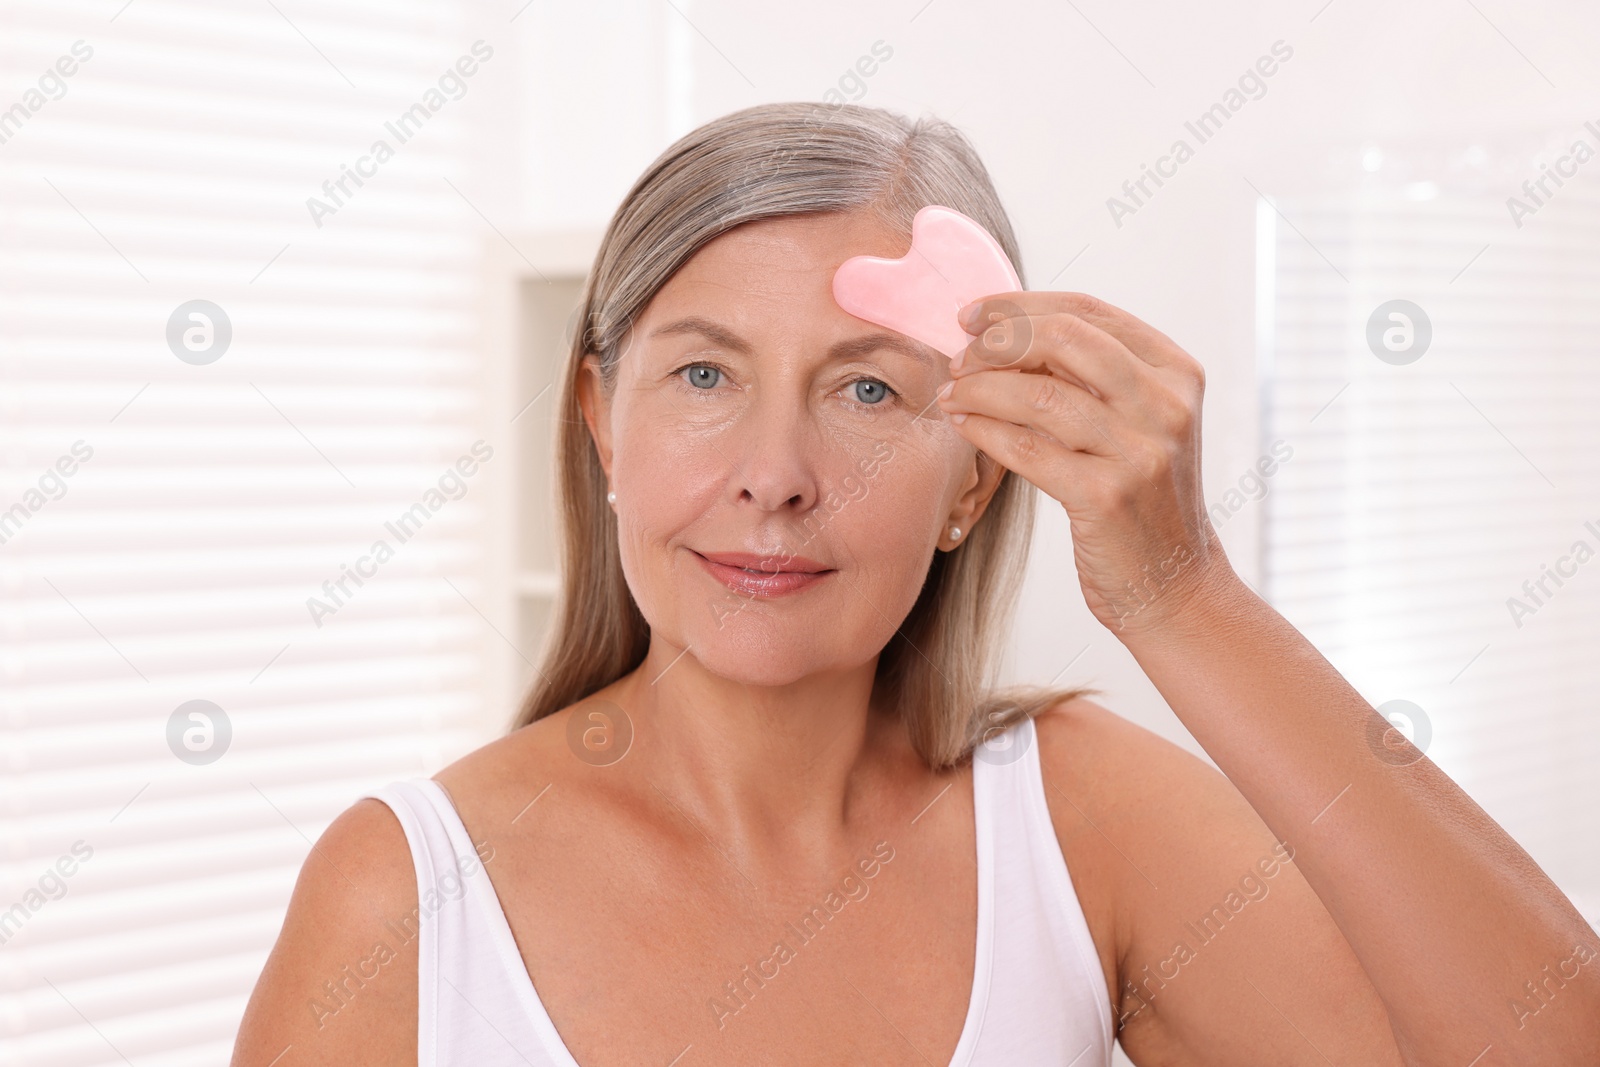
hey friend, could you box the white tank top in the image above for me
[361,715,1113,1065]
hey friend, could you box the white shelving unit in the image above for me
[478,227,604,739]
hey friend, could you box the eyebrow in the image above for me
[650,315,935,367]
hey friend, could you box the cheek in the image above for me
[814,436,952,581]
[609,406,725,562]
[616,414,721,498]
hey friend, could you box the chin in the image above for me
[676,615,852,687]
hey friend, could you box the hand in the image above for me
[936,291,1235,638]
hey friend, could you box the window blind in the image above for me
[1,1,500,1062]
[1257,136,1600,928]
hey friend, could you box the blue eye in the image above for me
[676,363,896,409]
[684,365,720,389]
[852,379,889,404]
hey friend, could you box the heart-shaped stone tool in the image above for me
[831,204,1021,359]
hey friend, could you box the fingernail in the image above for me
[958,302,980,329]
[951,412,967,424]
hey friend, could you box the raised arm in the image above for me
[938,290,1600,1064]
[1114,566,1600,1063]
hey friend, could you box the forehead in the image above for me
[650,209,908,308]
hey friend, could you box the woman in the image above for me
[232,103,1600,1065]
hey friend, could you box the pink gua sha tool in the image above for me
[831,204,1022,360]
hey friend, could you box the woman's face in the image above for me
[580,208,1004,687]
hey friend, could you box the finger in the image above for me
[942,371,1169,495]
[939,365,1128,461]
[954,306,1163,417]
[942,408,1101,510]
[959,291,1201,376]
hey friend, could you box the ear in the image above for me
[941,450,1007,551]
[576,352,613,479]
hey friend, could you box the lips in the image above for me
[696,550,831,574]
[692,549,834,598]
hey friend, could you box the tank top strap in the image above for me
[968,715,1116,1064]
[361,778,567,1065]
[361,779,449,1057]
[360,778,513,1063]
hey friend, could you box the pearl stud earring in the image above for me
[607,490,616,505]
[950,526,961,541]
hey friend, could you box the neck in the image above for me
[615,636,896,858]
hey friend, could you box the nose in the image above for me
[726,392,820,515]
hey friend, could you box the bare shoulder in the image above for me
[1033,697,1402,1064]
[1027,696,1248,1022]
[431,704,587,828]
[232,709,583,1066]
[1032,695,1261,852]
[231,796,419,1066]
[1033,694,1215,786]
[1029,696,1285,976]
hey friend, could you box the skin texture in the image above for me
[231,208,1600,1066]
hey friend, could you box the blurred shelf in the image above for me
[516,570,560,598]
[481,227,604,726]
